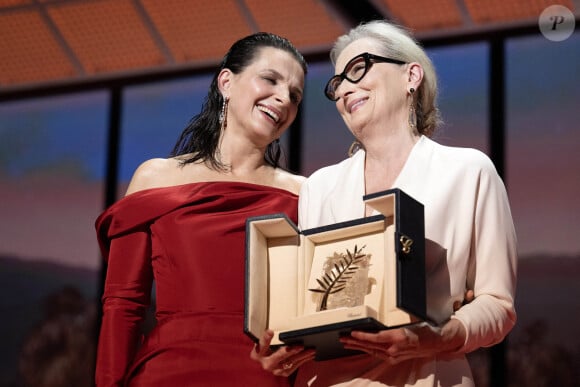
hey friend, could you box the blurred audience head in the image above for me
[19,286,97,387]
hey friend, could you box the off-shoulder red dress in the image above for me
[95,182,295,386]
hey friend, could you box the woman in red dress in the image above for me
[95,32,314,386]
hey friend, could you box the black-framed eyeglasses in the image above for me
[324,52,406,101]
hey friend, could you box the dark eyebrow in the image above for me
[261,68,284,79]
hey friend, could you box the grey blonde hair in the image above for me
[330,20,441,137]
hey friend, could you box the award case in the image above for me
[244,188,427,360]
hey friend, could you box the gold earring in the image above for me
[408,105,417,129]
[408,88,416,128]
[348,140,363,157]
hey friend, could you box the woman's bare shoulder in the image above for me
[275,169,306,195]
[125,158,182,196]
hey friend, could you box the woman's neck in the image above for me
[217,130,270,174]
[363,130,419,197]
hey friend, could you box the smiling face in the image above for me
[333,38,409,141]
[219,46,305,147]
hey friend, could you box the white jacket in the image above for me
[296,136,517,386]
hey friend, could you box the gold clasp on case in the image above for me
[399,235,413,254]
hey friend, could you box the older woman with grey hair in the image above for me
[253,20,517,387]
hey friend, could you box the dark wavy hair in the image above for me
[171,32,307,170]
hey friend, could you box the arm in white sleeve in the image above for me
[452,159,518,353]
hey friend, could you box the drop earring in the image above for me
[408,88,417,129]
[219,96,229,131]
